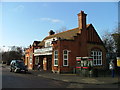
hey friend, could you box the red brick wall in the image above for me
[52,26,106,73]
[25,45,41,70]
[52,39,81,73]
[59,40,78,73]
[86,24,103,44]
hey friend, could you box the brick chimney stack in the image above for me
[78,11,87,29]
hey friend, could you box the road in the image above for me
[1,65,119,89]
[2,66,69,88]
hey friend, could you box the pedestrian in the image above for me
[109,60,115,78]
[37,63,41,70]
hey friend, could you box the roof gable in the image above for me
[86,24,103,44]
[32,41,41,46]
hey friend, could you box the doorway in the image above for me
[47,56,52,70]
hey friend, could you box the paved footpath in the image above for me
[30,70,120,85]
[2,64,119,85]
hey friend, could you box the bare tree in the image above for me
[112,23,120,57]
[102,31,116,53]
[2,46,24,65]
[102,23,120,57]
[55,26,67,34]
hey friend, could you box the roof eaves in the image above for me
[45,27,79,38]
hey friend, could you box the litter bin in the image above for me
[81,67,89,77]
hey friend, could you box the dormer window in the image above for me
[45,41,51,47]
[45,38,57,47]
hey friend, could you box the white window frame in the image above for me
[91,50,102,66]
[54,50,58,66]
[63,50,68,66]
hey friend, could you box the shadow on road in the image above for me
[13,71,32,75]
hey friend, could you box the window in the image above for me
[91,50,102,66]
[63,50,68,66]
[54,50,58,66]
[45,41,51,47]
[30,55,32,64]
[35,57,39,65]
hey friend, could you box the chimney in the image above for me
[78,11,87,29]
[49,30,55,35]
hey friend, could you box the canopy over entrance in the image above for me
[34,47,52,56]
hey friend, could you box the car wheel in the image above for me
[24,71,27,74]
[10,68,12,72]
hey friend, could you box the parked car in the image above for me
[10,60,28,73]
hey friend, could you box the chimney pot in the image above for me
[49,30,55,35]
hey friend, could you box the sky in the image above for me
[0,1,118,50]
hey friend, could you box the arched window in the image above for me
[91,50,102,66]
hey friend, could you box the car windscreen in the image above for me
[16,61,25,67]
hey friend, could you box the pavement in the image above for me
[1,64,119,85]
[30,69,120,85]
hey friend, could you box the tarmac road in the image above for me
[2,66,69,88]
[1,65,119,89]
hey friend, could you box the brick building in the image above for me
[26,11,106,73]
[25,41,41,69]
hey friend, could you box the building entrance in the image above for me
[47,56,52,70]
[43,55,52,71]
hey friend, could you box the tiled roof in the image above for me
[31,41,41,47]
[39,24,91,46]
